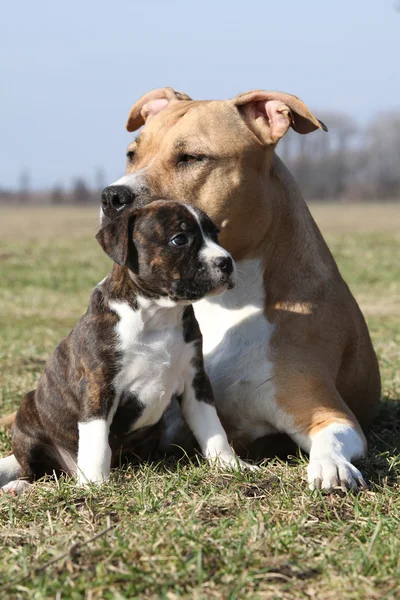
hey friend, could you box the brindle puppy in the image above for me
[0,200,251,494]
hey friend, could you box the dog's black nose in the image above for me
[101,185,134,213]
[213,256,233,275]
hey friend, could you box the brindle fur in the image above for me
[11,202,223,482]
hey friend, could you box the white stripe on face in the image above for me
[109,160,154,191]
[200,239,230,262]
[183,204,234,268]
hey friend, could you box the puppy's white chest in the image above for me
[110,300,193,430]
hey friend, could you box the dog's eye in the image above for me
[210,224,220,241]
[210,230,219,243]
[177,154,203,166]
[126,150,135,162]
[170,233,189,247]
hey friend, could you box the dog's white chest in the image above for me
[109,300,193,430]
[194,259,278,440]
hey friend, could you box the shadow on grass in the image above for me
[114,398,400,487]
[4,400,398,492]
[361,398,400,486]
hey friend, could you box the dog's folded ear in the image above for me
[233,90,328,145]
[126,87,192,132]
[96,211,139,272]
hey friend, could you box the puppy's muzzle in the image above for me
[213,256,233,276]
[101,185,135,218]
[211,255,236,292]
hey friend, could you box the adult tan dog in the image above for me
[2,87,381,491]
[100,87,381,491]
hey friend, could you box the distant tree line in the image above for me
[0,168,106,205]
[1,114,400,203]
[278,111,400,200]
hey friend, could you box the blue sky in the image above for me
[1,0,399,190]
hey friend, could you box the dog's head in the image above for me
[96,200,236,302]
[100,87,327,259]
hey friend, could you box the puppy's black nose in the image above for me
[101,185,134,213]
[213,256,233,275]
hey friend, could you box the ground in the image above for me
[0,203,399,600]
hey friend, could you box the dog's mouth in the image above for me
[203,278,235,298]
[206,281,234,297]
[170,278,235,303]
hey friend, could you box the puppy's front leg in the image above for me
[77,419,112,485]
[181,368,255,470]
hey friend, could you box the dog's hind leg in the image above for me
[0,454,23,487]
[158,397,196,457]
[0,411,17,429]
[1,479,32,495]
[0,454,32,495]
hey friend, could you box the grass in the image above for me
[0,203,399,599]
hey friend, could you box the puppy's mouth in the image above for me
[171,278,235,303]
[204,278,235,298]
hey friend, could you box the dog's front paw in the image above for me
[208,453,259,472]
[77,469,108,487]
[307,458,367,492]
[237,458,260,472]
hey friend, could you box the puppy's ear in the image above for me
[126,87,192,132]
[233,90,327,145]
[96,211,138,272]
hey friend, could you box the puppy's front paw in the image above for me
[237,459,260,472]
[1,480,32,495]
[77,469,108,487]
[308,458,367,492]
[208,453,259,472]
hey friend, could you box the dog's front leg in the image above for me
[181,368,255,470]
[77,419,112,485]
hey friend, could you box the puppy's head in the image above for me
[96,200,236,302]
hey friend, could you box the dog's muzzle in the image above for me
[213,256,233,276]
[101,185,135,218]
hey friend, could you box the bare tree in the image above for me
[51,184,64,205]
[94,167,106,192]
[362,112,400,198]
[281,112,360,200]
[19,169,31,204]
[6,111,400,205]
[72,178,91,204]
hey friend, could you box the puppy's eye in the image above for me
[170,233,189,247]
[210,225,220,240]
[126,150,135,162]
[177,154,204,166]
[210,231,219,243]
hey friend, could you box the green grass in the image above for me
[0,205,399,599]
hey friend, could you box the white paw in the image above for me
[1,480,32,495]
[308,458,367,492]
[208,454,259,472]
[77,471,108,487]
